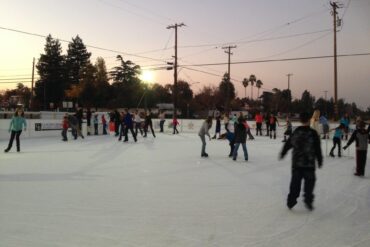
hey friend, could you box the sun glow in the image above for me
[140,70,155,83]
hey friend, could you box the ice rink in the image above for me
[0,132,369,247]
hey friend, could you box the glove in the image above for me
[343,145,348,150]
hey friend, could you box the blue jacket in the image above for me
[9,116,27,132]
[124,113,133,128]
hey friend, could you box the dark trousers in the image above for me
[135,123,143,136]
[330,137,341,156]
[6,130,22,151]
[287,169,316,206]
[102,124,107,135]
[61,129,68,141]
[229,140,235,157]
[356,150,367,176]
[160,120,165,132]
[94,123,98,135]
[124,126,137,142]
[144,123,156,137]
[265,123,270,136]
[256,123,262,136]
[173,125,179,134]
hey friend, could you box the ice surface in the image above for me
[0,133,369,247]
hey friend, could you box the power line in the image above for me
[0,26,169,63]
[179,52,370,67]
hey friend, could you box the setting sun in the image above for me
[140,70,155,83]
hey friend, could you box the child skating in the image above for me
[343,120,368,177]
[280,112,323,211]
[329,124,345,157]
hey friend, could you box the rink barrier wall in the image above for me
[0,118,352,141]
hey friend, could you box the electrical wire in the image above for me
[0,26,169,63]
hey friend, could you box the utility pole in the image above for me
[30,57,35,110]
[330,1,341,120]
[324,90,328,116]
[286,73,293,91]
[222,45,237,113]
[167,23,185,119]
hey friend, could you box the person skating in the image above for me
[340,113,350,140]
[343,120,368,177]
[264,113,270,137]
[123,109,137,142]
[4,108,27,153]
[144,110,156,138]
[68,114,84,139]
[198,116,213,157]
[133,110,143,137]
[226,126,235,157]
[172,116,179,134]
[86,108,92,135]
[159,111,165,133]
[310,109,321,135]
[319,114,330,139]
[280,112,323,211]
[282,117,293,142]
[255,112,263,136]
[329,124,345,158]
[93,113,99,135]
[101,114,107,135]
[232,116,249,161]
[61,114,69,141]
[269,113,279,139]
[212,116,221,139]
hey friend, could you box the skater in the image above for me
[61,114,69,141]
[212,116,221,139]
[93,113,99,135]
[68,114,84,139]
[134,110,143,137]
[114,110,120,137]
[223,113,230,133]
[244,119,255,140]
[198,116,212,157]
[118,111,125,141]
[226,126,235,157]
[159,111,165,133]
[340,113,350,140]
[280,112,323,211]
[329,124,345,158]
[269,113,279,139]
[343,120,369,177]
[144,110,156,138]
[123,109,137,142]
[4,108,27,153]
[101,114,107,135]
[282,117,293,142]
[76,108,83,133]
[86,108,92,135]
[310,109,321,134]
[255,112,263,136]
[319,114,329,139]
[172,116,179,134]
[232,116,249,161]
[264,113,270,136]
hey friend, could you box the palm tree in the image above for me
[256,79,263,98]
[249,74,256,99]
[242,78,249,99]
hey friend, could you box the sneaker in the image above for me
[329,153,334,157]
[4,148,10,153]
[232,157,236,161]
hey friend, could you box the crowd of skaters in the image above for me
[2,107,370,211]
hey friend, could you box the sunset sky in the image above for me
[0,0,369,108]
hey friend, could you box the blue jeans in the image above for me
[233,142,248,160]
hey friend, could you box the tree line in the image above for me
[0,34,369,119]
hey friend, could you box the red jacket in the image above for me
[173,118,179,126]
[255,114,263,123]
[62,119,69,130]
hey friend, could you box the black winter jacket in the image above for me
[280,126,323,170]
[234,122,247,143]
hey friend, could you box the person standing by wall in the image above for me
[4,108,27,153]
[172,116,179,134]
[198,116,213,157]
[61,114,69,141]
[86,108,92,136]
[159,111,166,133]
[101,114,107,135]
[255,112,263,136]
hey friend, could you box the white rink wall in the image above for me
[0,117,349,141]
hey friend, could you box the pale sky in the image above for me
[0,0,369,108]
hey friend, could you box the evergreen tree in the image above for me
[217,73,236,110]
[35,35,66,110]
[65,35,91,87]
